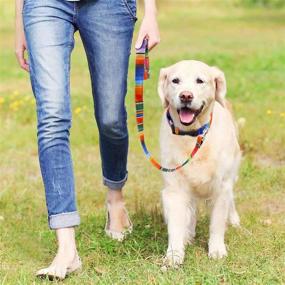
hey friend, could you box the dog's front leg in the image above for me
[208,180,232,259]
[162,188,191,267]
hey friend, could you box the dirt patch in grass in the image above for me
[255,155,285,168]
[262,197,285,215]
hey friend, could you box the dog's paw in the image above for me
[163,250,184,268]
[208,241,227,259]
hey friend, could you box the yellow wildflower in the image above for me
[9,101,20,111]
[74,107,82,115]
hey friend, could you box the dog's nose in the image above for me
[179,91,193,103]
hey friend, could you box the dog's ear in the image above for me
[211,66,226,107]
[158,67,170,108]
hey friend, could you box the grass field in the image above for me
[0,1,285,284]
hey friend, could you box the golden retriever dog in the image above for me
[158,60,241,267]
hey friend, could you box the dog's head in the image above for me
[158,60,226,127]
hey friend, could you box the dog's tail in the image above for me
[237,117,246,129]
[233,117,246,138]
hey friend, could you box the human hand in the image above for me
[135,4,160,51]
[15,30,29,72]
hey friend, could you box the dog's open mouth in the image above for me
[177,104,204,126]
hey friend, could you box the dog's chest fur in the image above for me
[182,146,218,198]
[162,135,218,198]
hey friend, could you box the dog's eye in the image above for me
[196,78,204,84]
[172,78,180,84]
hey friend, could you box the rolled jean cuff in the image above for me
[48,211,80,230]
[103,173,128,190]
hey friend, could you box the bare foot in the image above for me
[36,228,81,280]
[105,189,132,241]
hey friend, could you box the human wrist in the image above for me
[15,18,24,37]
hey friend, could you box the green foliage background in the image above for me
[237,0,285,7]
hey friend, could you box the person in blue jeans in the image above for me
[15,0,159,279]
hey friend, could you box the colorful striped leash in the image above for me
[135,39,212,172]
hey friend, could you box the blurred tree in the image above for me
[236,0,285,7]
[141,0,285,8]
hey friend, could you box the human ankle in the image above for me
[55,228,77,253]
[107,189,124,204]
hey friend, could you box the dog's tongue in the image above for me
[179,108,195,124]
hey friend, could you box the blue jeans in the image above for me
[23,0,137,229]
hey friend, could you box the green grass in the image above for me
[1,1,285,284]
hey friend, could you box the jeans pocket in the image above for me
[121,0,137,21]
